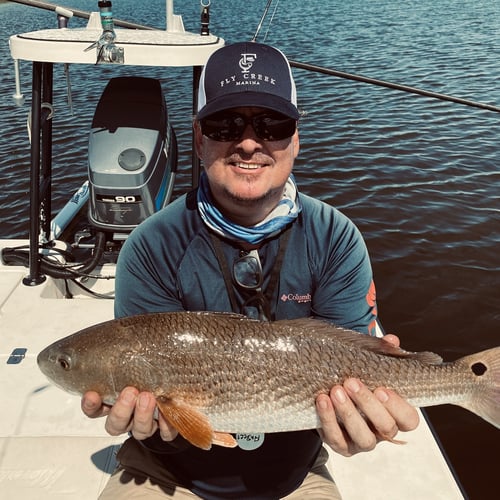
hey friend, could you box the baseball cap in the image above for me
[197,41,299,120]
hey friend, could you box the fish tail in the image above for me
[459,347,500,429]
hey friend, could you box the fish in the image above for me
[37,311,500,450]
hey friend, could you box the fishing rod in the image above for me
[289,59,500,114]
[8,0,500,114]
[252,0,274,42]
[7,0,155,30]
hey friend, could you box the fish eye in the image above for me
[471,362,487,376]
[57,354,72,371]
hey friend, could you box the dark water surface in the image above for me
[1,1,499,498]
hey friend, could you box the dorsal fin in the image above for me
[277,317,443,365]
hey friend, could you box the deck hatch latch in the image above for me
[7,348,27,365]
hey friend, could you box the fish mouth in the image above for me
[37,346,51,371]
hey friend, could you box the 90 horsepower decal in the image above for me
[96,195,142,203]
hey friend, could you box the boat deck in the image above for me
[0,240,465,499]
[1,241,120,498]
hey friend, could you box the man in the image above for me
[83,41,418,499]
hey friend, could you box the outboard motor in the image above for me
[88,76,177,233]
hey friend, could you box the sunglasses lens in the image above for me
[253,114,297,141]
[200,112,296,142]
[200,113,245,141]
[233,255,262,288]
[232,252,270,321]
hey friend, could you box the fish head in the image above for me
[37,329,123,402]
[38,343,86,394]
[37,318,166,403]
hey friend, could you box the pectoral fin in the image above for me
[156,397,237,450]
[156,396,215,450]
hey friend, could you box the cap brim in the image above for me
[197,91,299,120]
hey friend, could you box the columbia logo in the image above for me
[280,293,312,304]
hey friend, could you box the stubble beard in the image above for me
[221,184,281,208]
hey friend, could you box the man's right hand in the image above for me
[81,388,178,441]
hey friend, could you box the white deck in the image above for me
[1,241,120,498]
[0,240,465,499]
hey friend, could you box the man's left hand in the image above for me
[315,334,420,457]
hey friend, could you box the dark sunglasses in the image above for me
[233,252,263,289]
[199,111,297,142]
[232,251,271,321]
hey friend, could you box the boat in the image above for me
[0,1,470,498]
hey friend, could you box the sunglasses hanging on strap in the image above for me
[210,226,292,321]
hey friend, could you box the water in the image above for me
[1,0,499,498]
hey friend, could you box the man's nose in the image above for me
[238,122,262,147]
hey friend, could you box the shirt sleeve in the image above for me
[114,215,185,318]
[307,202,378,335]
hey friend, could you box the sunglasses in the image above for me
[232,250,271,321]
[199,111,297,142]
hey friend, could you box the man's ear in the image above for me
[193,119,204,159]
[293,129,300,159]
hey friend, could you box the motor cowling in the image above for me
[88,76,177,233]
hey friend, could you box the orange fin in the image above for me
[213,431,238,448]
[156,397,214,450]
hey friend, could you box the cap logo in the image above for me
[239,53,257,73]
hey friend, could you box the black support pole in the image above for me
[192,65,202,189]
[23,61,46,285]
[40,62,53,240]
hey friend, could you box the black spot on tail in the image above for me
[471,362,487,376]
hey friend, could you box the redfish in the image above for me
[37,311,500,450]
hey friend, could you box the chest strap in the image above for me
[209,227,292,319]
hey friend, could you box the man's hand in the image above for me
[315,334,420,457]
[81,388,178,442]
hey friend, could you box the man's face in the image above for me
[195,107,299,225]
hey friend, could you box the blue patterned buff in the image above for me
[197,172,301,245]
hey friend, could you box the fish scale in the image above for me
[37,311,500,449]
